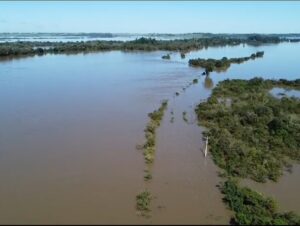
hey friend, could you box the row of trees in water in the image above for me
[188,51,264,74]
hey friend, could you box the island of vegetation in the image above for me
[189,51,264,74]
[195,77,300,224]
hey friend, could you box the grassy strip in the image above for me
[221,179,300,225]
[143,100,168,165]
[189,51,264,74]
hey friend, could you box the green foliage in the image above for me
[195,78,300,182]
[136,190,152,213]
[189,52,264,74]
[143,100,168,165]
[221,179,300,225]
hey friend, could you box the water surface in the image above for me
[270,87,300,99]
[0,42,300,223]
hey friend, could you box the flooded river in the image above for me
[0,42,299,223]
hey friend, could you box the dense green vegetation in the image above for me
[143,100,168,164]
[222,179,300,225]
[195,77,300,182]
[189,51,264,74]
[195,78,300,224]
[136,190,152,215]
[0,35,283,59]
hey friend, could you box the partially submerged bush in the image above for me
[136,190,152,213]
[144,170,153,181]
[222,179,300,225]
[182,111,188,123]
[162,54,170,60]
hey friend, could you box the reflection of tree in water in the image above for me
[204,76,214,89]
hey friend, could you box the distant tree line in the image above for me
[0,34,292,59]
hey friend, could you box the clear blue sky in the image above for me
[0,1,299,33]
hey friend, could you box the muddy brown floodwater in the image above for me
[148,81,231,224]
[241,164,300,214]
[0,42,300,224]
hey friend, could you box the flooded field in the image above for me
[0,42,299,224]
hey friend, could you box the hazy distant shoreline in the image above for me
[1,32,300,43]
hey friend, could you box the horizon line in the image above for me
[1,32,300,35]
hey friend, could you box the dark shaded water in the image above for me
[0,42,299,223]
